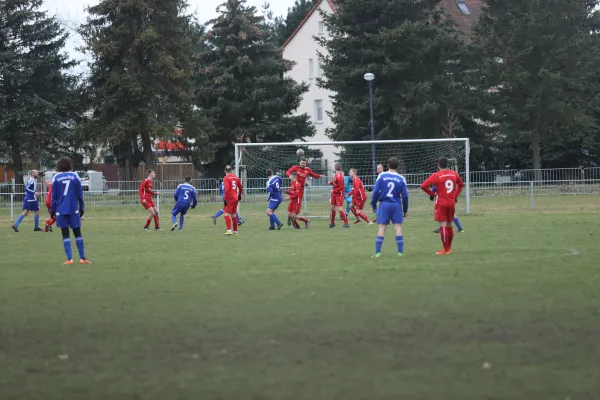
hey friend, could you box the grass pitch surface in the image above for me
[1,198,599,399]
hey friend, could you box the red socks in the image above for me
[153,215,160,228]
[144,218,152,229]
[440,227,454,250]
[339,211,349,224]
[224,215,232,230]
[292,219,301,229]
[46,216,56,227]
[330,211,336,224]
[232,216,238,232]
[297,217,308,223]
[358,212,371,223]
[350,208,359,218]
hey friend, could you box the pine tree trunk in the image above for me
[141,130,154,171]
[531,132,542,181]
[11,150,24,185]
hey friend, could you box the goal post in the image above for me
[235,138,470,216]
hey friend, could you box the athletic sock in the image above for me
[340,211,349,224]
[272,214,282,226]
[63,238,73,260]
[453,216,463,231]
[75,237,86,260]
[375,236,384,254]
[153,215,160,228]
[447,227,454,249]
[440,228,447,250]
[179,215,185,230]
[224,215,232,231]
[269,214,275,228]
[330,210,336,224]
[214,209,224,219]
[358,212,371,223]
[33,215,39,229]
[171,214,177,225]
[297,217,308,223]
[396,235,404,254]
[144,218,152,229]
[232,216,238,232]
[350,207,359,218]
[14,214,25,227]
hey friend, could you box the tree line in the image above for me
[1,0,600,184]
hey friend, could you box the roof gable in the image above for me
[281,0,336,49]
[281,0,482,49]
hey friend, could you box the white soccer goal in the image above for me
[235,139,470,217]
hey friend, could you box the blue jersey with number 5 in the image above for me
[371,172,409,213]
[174,183,197,207]
[51,172,84,215]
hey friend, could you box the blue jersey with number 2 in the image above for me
[371,172,408,224]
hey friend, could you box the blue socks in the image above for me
[63,238,73,260]
[269,214,282,228]
[179,215,185,230]
[375,236,384,254]
[453,216,463,231]
[34,214,39,229]
[171,214,177,225]
[75,237,86,260]
[396,236,404,254]
[214,209,224,219]
[236,213,242,221]
[14,214,25,227]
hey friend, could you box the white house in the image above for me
[281,0,482,171]
[281,0,337,170]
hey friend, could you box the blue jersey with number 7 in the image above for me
[50,172,84,215]
[370,171,409,213]
[174,183,198,207]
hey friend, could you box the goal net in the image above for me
[235,139,470,217]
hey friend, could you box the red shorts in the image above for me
[352,199,365,210]
[224,201,238,214]
[434,205,455,223]
[330,194,344,207]
[142,199,155,210]
[288,201,300,214]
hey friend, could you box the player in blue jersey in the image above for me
[171,176,198,232]
[266,168,284,230]
[50,157,90,265]
[212,179,244,226]
[370,157,409,258]
[12,170,43,232]
[343,174,353,214]
[429,185,464,233]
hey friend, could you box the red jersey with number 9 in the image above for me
[223,173,242,202]
[421,170,465,208]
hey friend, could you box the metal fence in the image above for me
[2,168,600,220]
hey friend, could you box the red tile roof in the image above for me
[281,0,483,49]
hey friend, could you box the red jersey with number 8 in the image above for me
[421,170,465,208]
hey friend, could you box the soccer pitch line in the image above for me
[239,249,581,275]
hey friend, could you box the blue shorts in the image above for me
[22,200,39,212]
[267,200,281,211]
[172,203,190,216]
[377,202,404,225]
[57,214,81,229]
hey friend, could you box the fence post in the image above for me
[530,181,534,210]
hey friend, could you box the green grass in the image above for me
[1,199,599,399]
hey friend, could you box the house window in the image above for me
[316,60,322,78]
[308,58,314,79]
[456,0,471,15]
[318,21,324,35]
[314,100,324,122]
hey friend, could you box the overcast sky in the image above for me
[41,0,296,73]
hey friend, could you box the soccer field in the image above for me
[1,199,599,399]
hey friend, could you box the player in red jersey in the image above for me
[44,181,57,232]
[222,165,243,236]
[285,172,303,229]
[348,168,373,225]
[286,158,322,228]
[328,162,350,228]
[420,157,465,255]
[139,169,161,231]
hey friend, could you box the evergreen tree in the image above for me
[197,0,314,175]
[471,0,600,170]
[318,0,468,174]
[0,0,82,183]
[80,0,195,172]
[276,0,315,45]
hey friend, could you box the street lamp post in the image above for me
[364,72,376,179]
